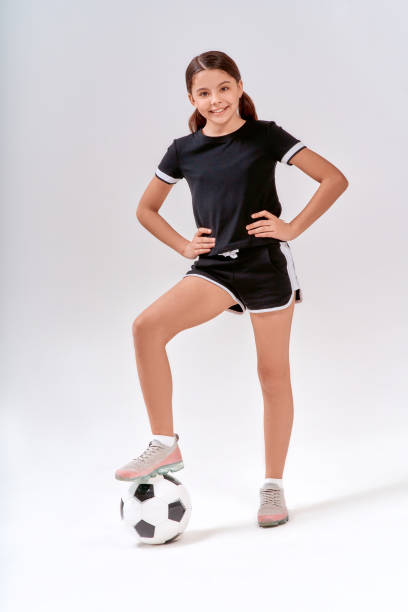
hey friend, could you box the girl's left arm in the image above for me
[286,148,349,240]
[246,148,349,241]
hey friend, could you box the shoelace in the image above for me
[132,441,162,463]
[261,487,282,507]
[220,249,239,259]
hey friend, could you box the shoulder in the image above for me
[174,130,200,148]
[252,119,270,127]
[242,118,269,133]
[249,118,271,128]
[245,119,275,139]
[255,119,291,130]
[255,119,281,132]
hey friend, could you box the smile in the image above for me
[210,106,229,114]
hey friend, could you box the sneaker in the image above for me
[115,433,184,482]
[257,483,289,527]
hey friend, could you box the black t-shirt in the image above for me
[155,118,307,256]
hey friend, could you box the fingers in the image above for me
[198,237,216,249]
[251,210,273,219]
[246,211,274,230]
[246,222,273,236]
[194,227,215,253]
[196,228,215,245]
[246,220,271,229]
[196,227,213,237]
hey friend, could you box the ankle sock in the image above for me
[152,434,176,446]
[264,478,283,489]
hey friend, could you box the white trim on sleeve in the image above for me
[281,142,306,165]
[155,168,181,184]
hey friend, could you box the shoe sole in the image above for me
[258,515,289,527]
[115,460,184,483]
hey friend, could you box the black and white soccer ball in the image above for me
[120,473,192,544]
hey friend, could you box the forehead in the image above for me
[192,69,233,91]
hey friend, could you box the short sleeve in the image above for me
[267,121,307,165]
[155,139,184,184]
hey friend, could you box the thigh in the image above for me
[249,291,296,373]
[135,275,238,342]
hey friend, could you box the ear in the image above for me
[187,93,196,107]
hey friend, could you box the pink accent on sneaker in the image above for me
[114,434,184,481]
[118,470,138,479]
[156,446,182,467]
[258,512,288,521]
[116,447,183,479]
[136,446,183,476]
[257,483,288,526]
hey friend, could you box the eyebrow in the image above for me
[195,80,232,92]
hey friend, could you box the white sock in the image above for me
[264,478,283,489]
[152,434,176,446]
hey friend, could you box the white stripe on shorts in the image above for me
[247,241,303,312]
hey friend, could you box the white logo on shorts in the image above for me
[219,249,239,259]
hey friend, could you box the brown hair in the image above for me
[185,50,258,133]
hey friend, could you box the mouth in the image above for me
[210,106,229,115]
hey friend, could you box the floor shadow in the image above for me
[290,476,408,520]
[140,476,408,546]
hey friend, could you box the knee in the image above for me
[132,312,166,343]
[257,362,290,392]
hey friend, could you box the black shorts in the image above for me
[182,242,303,314]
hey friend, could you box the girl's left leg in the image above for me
[249,292,296,478]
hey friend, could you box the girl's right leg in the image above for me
[131,275,238,436]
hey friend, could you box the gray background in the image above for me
[2,1,407,610]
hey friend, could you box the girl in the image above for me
[115,50,348,528]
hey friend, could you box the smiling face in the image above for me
[188,69,244,130]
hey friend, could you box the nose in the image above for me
[210,94,222,105]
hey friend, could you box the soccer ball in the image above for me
[120,473,192,544]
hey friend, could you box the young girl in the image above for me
[115,50,348,528]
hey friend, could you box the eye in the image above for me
[198,87,229,97]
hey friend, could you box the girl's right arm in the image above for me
[136,176,216,258]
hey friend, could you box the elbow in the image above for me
[137,207,160,227]
[332,172,349,192]
[136,208,146,225]
[341,178,349,194]
[337,170,349,190]
[336,178,349,200]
